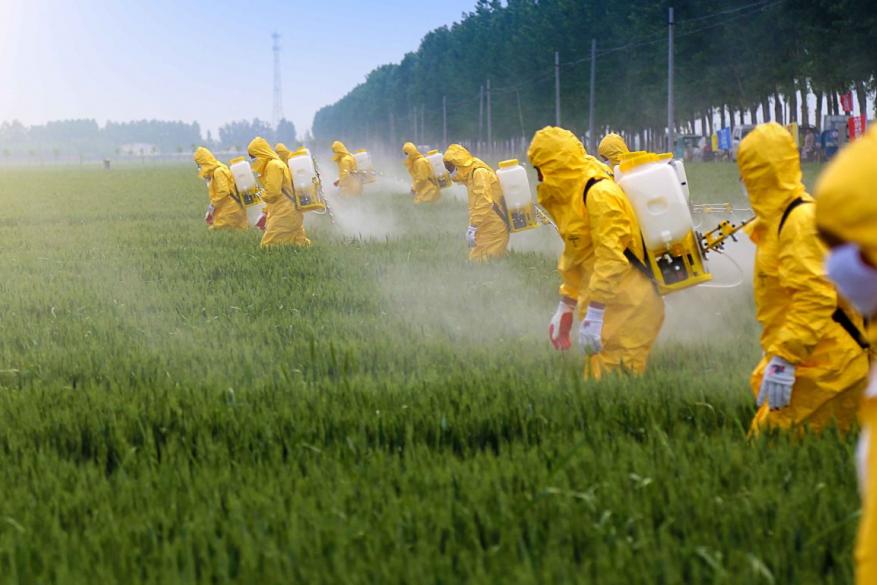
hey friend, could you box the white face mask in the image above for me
[826,243,877,317]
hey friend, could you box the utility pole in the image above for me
[555,51,561,126]
[487,78,493,149]
[271,33,284,128]
[667,7,675,154]
[515,90,526,140]
[420,107,426,145]
[442,96,448,146]
[413,105,418,143]
[588,39,597,153]
[478,85,484,145]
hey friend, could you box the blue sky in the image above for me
[0,0,478,135]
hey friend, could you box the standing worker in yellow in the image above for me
[737,122,868,434]
[527,127,664,378]
[247,137,310,248]
[403,142,440,203]
[597,133,630,168]
[193,147,248,231]
[331,141,362,197]
[814,126,877,585]
[442,144,509,261]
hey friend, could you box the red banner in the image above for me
[848,115,867,140]
[840,92,854,113]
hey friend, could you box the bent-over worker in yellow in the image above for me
[247,137,310,248]
[194,147,248,231]
[403,142,440,203]
[331,141,363,197]
[738,122,868,434]
[443,144,509,261]
[528,126,664,379]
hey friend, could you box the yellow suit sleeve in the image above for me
[586,182,635,304]
[770,207,837,363]
[339,157,354,179]
[210,170,233,206]
[468,168,496,228]
[558,243,585,300]
[260,161,285,204]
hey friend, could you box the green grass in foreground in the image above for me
[0,162,859,584]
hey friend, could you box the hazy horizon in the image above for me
[0,0,477,136]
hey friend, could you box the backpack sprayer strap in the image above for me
[777,197,869,350]
[584,177,660,294]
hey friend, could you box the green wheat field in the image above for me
[0,161,859,584]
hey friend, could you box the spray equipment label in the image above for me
[426,150,452,189]
[288,148,327,212]
[496,159,538,233]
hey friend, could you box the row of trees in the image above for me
[0,118,297,158]
[312,0,876,150]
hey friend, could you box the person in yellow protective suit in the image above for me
[527,127,664,379]
[597,133,630,168]
[275,143,293,165]
[814,125,877,585]
[247,137,310,248]
[331,141,362,197]
[737,122,869,435]
[193,147,248,231]
[442,144,509,261]
[403,142,440,204]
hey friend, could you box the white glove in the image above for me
[466,225,477,248]
[548,298,576,350]
[757,356,796,410]
[578,304,605,355]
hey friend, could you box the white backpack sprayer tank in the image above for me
[288,147,328,213]
[496,159,539,232]
[228,157,266,228]
[353,149,378,184]
[616,152,711,294]
[427,150,452,189]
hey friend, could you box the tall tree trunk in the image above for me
[762,98,771,122]
[707,108,714,135]
[721,106,727,129]
[800,82,810,126]
[774,91,783,124]
[789,85,798,123]
[750,106,758,124]
[815,92,824,130]
[855,80,868,116]
[832,91,840,116]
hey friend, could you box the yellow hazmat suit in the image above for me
[247,137,310,248]
[331,141,363,197]
[527,127,664,379]
[597,133,630,168]
[193,147,248,231]
[738,123,868,434]
[275,143,293,165]
[814,126,877,585]
[443,144,509,261]
[403,142,440,203]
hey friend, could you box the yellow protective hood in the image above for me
[443,144,490,182]
[332,141,351,162]
[737,123,808,222]
[815,126,877,265]
[275,143,293,164]
[403,141,422,173]
[598,133,630,167]
[248,136,280,178]
[527,126,609,206]
[194,146,220,179]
